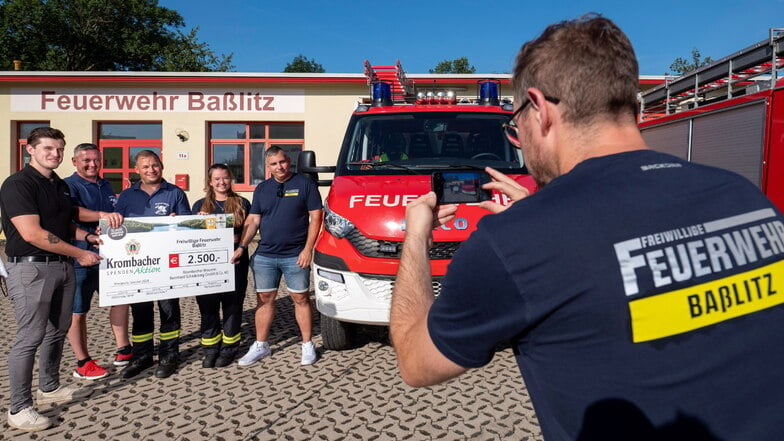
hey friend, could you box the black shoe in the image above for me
[202,352,219,368]
[155,355,178,379]
[120,356,154,379]
[214,353,234,368]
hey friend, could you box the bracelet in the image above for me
[85,233,97,243]
[239,244,248,250]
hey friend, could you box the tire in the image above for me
[321,313,354,350]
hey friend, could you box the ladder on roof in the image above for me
[364,60,414,103]
[640,28,784,120]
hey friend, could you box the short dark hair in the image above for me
[135,149,162,164]
[512,14,639,126]
[27,127,65,147]
[73,143,99,156]
[265,146,287,158]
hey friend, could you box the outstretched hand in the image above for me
[479,167,530,213]
[404,192,458,246]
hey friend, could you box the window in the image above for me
[16,121,50,170]
[210,122,304,189]
[98,123,162,193]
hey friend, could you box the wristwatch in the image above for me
[239,244,248,251]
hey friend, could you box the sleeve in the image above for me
[304,178,323,211]
[427,227,529,368]
[191,198,204,214]
[242,197,251,215]
[250,186,263,215]
[1,178,39,219]
[66,180,82,206]
[175,190,192,215]
[114,192,128,216]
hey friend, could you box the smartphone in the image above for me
[432,171,492,204]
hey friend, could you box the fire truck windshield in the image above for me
[340,112,526,175]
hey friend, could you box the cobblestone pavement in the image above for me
[0,260,543,440]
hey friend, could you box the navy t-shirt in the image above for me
[428,150,784,441]
[115,180,191,217]
[249,173,322,258]
[65,173,117,266]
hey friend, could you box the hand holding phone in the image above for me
[432,171,493,204]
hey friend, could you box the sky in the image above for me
[160,0,784,76]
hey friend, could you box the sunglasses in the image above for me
[277,182,284,198]
[502,95,560,147]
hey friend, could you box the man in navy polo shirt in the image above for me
[65,143,132,380]
[234,146,323,366]
[114,150,191,379]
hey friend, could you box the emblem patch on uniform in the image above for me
[154,202,170,215]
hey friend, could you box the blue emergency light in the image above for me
[372,81,393,107]
[478,80,500,106]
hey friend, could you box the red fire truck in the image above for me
[299,61,535,349]
[639,28,784,211]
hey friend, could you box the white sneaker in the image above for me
[301,341,317,365]
[238,341,270,366]
[36,384,91,405]
[7,407,51,432]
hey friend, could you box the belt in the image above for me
[9,255,70,263]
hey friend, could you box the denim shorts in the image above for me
[251,254,311,293]
[73,266,99,314]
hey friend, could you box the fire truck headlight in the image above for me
[324,203,355,239]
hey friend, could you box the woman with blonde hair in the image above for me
[192,164,251,368]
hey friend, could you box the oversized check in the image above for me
[98,215,235,307]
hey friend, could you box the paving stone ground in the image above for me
[0,247,543,440]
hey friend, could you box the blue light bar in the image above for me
[478,80,500,106]
[372,82,393,107]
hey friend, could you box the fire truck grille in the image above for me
[346,230,461,260]
[359,275,443,302]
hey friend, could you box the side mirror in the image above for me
[299,150,335,187]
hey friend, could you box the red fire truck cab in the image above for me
[299,62,534,349]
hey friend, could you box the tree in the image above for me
[429,57,476,74]
[668,48,713,75]
[0,0,233,71]
[283,54,325,73]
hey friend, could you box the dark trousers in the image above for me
[197,252,248,354]
[130,298,181,359]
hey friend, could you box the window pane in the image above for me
[249,123,265,139]
[103,147,123,169]
[130,172,140,185]
[129,147,161,167]
[103,172,124,194]
[250,142,266,185]
[100,123,162,139]
[211,123,246,139]
[20,146,31,168]
[213,144,245,184]
[271,144,303,172]
[269,123,304,139]
[20,122,49,139]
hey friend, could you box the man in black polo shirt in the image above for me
[0,127,120,432]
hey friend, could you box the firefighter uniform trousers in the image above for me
[130,299,181,359]
[197,252,248,356]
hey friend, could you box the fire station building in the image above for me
[0,69,663,201]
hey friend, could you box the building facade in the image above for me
[0,71,663,201]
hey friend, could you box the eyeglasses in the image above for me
[502,95,560,147]
[277,182,284,198]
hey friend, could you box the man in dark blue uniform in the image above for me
[114,150,191,379]
[64,143,131,380]
[391,15,784,441]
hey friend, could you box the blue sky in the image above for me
[160,0,783,76]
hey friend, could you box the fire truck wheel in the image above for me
[321,313,355,351]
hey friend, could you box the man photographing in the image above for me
[391,15,783,441]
